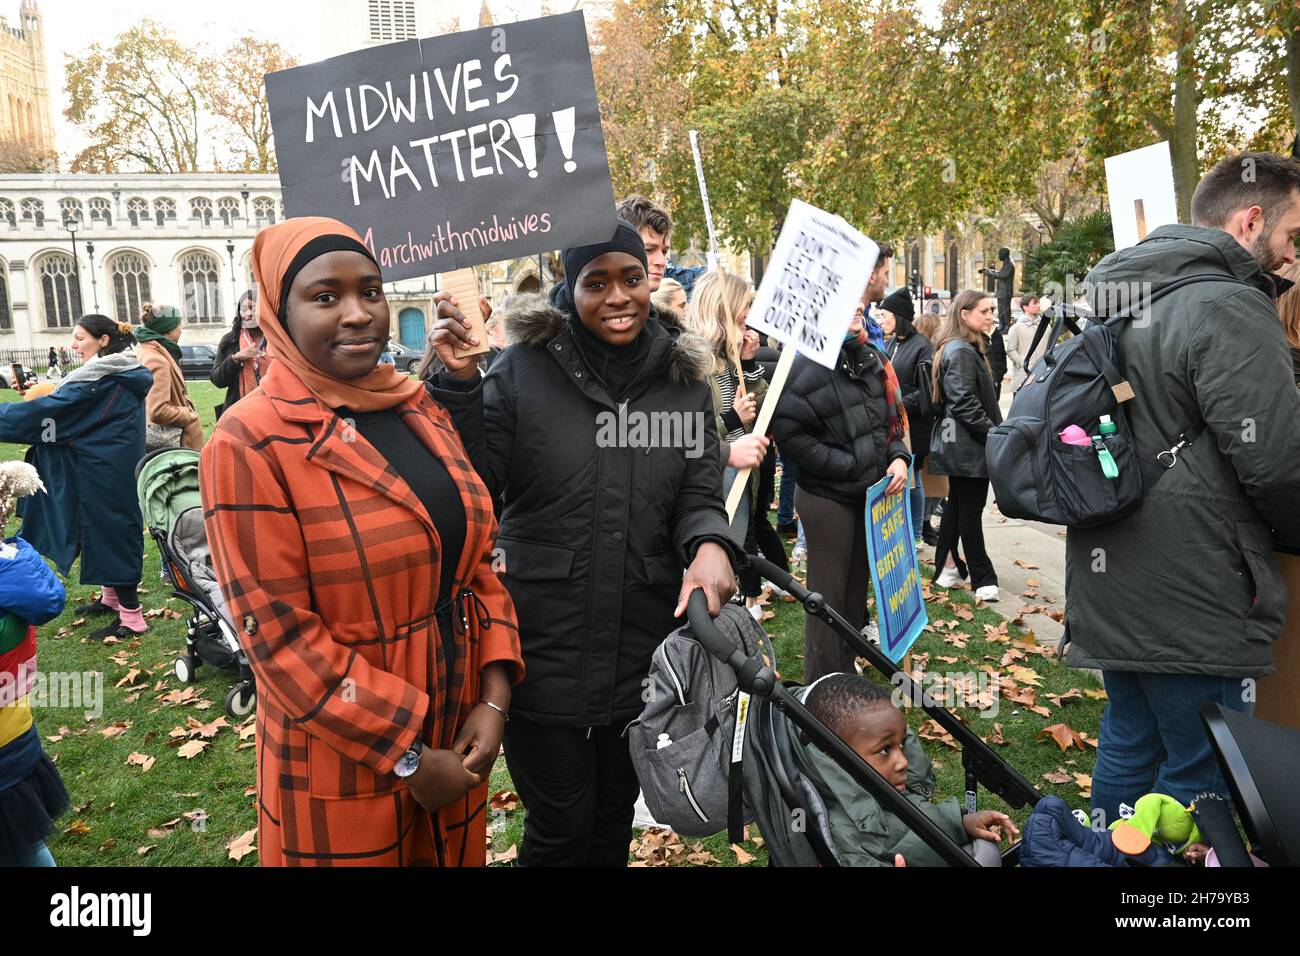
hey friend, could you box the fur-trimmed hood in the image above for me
[497,293,712,386]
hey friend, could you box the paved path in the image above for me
[982,391,1067,647]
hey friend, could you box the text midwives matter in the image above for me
[303,53,582,206]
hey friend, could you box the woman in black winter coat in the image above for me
[210,290,267,417]
[426,220,740,867]
[880,288,934,546]
[928,289,1003,602]
[770,299,910,683]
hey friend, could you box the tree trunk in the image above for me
[1169,0,1200,224]
[1288,16,1300,142]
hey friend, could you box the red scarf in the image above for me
[238,327,271,398]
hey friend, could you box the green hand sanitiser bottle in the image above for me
[1094,415,1119,479]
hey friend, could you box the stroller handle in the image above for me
[746,553,1042,812]
[685,589,777,696]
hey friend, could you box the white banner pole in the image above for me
[689,129,720,271]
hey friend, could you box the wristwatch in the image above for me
[393,739,423,779]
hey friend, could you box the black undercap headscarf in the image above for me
[554,219,654,400]
[277,234,381,333]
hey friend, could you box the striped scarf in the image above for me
[848,327,908,447]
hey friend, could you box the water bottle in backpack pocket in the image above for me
[987,402,1146,526]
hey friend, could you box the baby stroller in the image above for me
[135,448,256,719]
[1195,703,1300,866]
[637,553,1041,867]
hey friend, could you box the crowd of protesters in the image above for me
[2,149,1300,868]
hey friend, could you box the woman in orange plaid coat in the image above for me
[200,218,524,866]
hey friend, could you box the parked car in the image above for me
[385,340,424,373]
[1,365,35,390]
[180,345,216,380]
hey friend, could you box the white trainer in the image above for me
[975,585,1000,603]
[935,567,964,589]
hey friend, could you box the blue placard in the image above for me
[865,471,928,662]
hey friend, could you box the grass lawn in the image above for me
[4,378,1102,867]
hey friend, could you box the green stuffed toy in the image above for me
[1109,793,1202,856]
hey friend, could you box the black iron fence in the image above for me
[1,348,84,377]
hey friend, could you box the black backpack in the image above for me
[986,274,1247,527]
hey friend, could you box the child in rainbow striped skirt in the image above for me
[0,462,69,866]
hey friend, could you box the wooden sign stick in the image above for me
[725,345,796,522]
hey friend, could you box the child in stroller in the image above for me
[135,448,255,718]
[798,673,1018,866]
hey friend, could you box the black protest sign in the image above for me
[266,11,617,281]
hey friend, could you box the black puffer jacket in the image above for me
[886,318,934,465]
[770,341,910,506]
[927,339,1002,478]
[429,296,739,727]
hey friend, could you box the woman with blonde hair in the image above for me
[1276,261,1300,385]
[651,276,688,324]
[928,290,1003,601]
[686,270,769,547]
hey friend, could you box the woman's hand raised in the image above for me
[428,291,491,380]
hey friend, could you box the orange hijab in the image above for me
[252,217,423,412]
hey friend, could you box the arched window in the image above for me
[88,197,112,227]
[218,197,239,227]
[0,199,14,228]
[0,263,12,331]
[126,197,149,227]
[109,252,153,325]
[907,239,922,287]
[59,198,83,225]
[21,197,44,226]
[253,196,276,226]
[38,253,82,329]
[180,250,222,324]
[191,197,213,226]
[154,198,177,227]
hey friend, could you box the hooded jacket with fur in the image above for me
[430,296,740,726]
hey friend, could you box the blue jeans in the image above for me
[1091,671,1253,828]
[14,840,56,867]
[776,452,798,526]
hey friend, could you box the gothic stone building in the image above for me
[0,173,567,358]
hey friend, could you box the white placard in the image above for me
[1104,142,1178,251]
[746,199,880,371]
